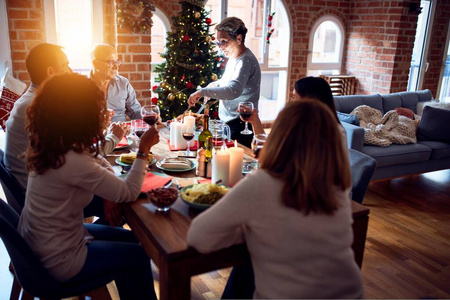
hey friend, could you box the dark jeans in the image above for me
[222,262,255,299]
[66,224,157,300]
[226,118,254,148]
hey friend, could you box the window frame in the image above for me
[307,15,345,75]
[217,0,291,122]
[0,0,11,79]
[43,0,103,73]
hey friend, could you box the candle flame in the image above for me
[221,144,227,152]
[189,111,191,116]
[234,140,237,147]
[212,148,216,156]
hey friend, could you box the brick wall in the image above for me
[344,0,420,94]
[6,0,46,83]
[5,0,449,101]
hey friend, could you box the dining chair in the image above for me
[0,199,113,300]
[348,149,377,204]
[0,149,25,214]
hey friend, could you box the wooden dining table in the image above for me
[108,127,370,300]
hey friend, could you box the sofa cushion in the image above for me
[337,111,360,126]
[417,141,450,160]
[334,94,383,114]
[382,92,422,114]
[361,143,431,167]
[416,89,433,102]
[417,106,450,143]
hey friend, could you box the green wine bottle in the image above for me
[198,106,213,159]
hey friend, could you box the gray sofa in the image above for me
[334,90,450,180]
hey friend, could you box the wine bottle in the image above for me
[198,106,213,159]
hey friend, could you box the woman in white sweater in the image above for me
[188,100,364,298]
[18,73,159,299]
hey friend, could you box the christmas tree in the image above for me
[153,0,224,121]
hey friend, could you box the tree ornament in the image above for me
[151,97,158,104]
[194,11,201,18]
[205,36,211,43]
[167,93,175,101]
[160,81,168,89]
[152,85,158,91]
[116,0,155,34]
[186,81,194,89]
[206,18,212,25]
[182,35,190,42]
[211,73,218,81]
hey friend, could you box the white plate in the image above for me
[156,158,197,172]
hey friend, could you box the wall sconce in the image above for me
[409,2,423,15]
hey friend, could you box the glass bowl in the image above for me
[147,187,179,212]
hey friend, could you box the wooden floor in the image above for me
[1,169,450,299]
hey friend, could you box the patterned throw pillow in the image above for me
[0,87,21,131]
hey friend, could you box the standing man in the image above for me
[4,43,72,190]
[90,44,141,122]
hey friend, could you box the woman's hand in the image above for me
[138,125,160,155]
[108,122,128,140]
[188,90,202,107]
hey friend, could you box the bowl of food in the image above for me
[180,183,229,210]
[147,187,179,212]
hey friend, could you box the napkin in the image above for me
[141,172,173,192]
[116,137,129,148]
[168,140,198,151]
[198,178,211,184]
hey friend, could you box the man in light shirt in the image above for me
[90,44,142,122]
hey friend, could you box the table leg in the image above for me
[159,260,191,300]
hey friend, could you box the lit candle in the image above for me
[170,120,187,149]
[228,140,244,187]
[184,112,196,131]
[212,145,230,186]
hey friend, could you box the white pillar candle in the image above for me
[212,146,230,186]
[172,121,187,149]
[228,141,244,187]
[184,114,196,130]
[169,119,177,144]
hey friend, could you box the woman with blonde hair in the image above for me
[188,100,363,298]
[19,73,158,299]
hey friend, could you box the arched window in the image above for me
[205,0,291,122]
[151,9,170,84]
[307,15,345,76]
[44,0,103,75]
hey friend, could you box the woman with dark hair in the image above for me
[188,100,363,298]
[18,73,158,300]
[293,76,340,122]
[188,17,261,147]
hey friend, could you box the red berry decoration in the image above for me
[206,18,212,25]
[186,81,194,89]
[181,75,186,81]
[182,35,190,42]
[151,97,158,104]
[152,85,158,91]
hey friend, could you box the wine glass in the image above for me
[181,124,195,156]
[251,133,268,168]
[238,101,254,135]
[128,119,149,151]
[141,104,160,127]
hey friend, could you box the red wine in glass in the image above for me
[143,114,158,126]
[135,130,145,138]
[182,133,194,141]
[240,111,252,121]
[253,147,261,158]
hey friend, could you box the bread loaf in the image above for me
[119,152,153,164]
